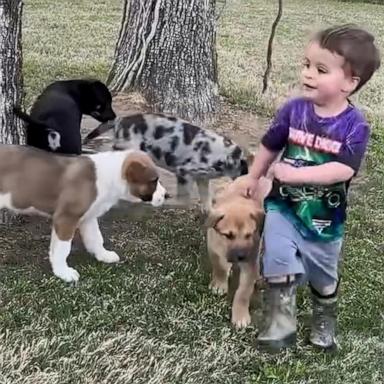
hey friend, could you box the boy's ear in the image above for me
[344,76,360,94]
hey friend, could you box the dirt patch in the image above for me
[0,205,197,272]
[0,216,51,268]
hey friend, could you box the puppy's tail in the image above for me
[83,120,115,144]
[13,107,50,131]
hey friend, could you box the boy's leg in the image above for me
[301,238,342,350]
[257,211,305,350]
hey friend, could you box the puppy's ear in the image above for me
[205,209,225,229]
[210,186,226,207]
[250,209,265,236]
[123,158,157,184]
[253,176,272,207]
[82,79,110,97]
[85,79,103,88]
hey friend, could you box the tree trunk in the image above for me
[107,0,219,125]
[0,0,24,224]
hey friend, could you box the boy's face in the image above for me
[300,41,358,105]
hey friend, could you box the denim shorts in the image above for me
[262,210,343,292]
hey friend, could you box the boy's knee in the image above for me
[310,280,339,298]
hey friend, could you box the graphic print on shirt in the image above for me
[270,129,347,237]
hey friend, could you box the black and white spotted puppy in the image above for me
[83,113,249,211]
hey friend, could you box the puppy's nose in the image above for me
[108,110,116,119]
[227,248,248,263]
[141,194,153,202]
[240,159,249,175]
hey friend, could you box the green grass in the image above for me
[1,0,383,383]
[22,0,122,106]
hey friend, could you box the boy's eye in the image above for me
[317,66,328,74]
[302,60,310,68]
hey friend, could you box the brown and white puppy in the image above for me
[0,144,166,282]
[206,176,271,328]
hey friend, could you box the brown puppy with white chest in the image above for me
[0,144,166,282]
[206,175,271,328]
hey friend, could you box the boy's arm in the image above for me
[249,144,280,180]
[273,118,370,185]
[246,100,293,194]
[272,161,354,185]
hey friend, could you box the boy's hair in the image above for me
[313,24,381,94]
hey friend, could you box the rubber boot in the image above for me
[257,281,297,351]
[310,286,338,350]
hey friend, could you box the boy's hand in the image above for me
[234,175,259,198]
[245,177,260,199]
[240,175,272,200]
[272,162,296,184]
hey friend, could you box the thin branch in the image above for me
[262,0,283,94]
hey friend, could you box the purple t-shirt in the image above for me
[262,97,370,172]
[262,97,370,241]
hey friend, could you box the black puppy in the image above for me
[14,79,116,155]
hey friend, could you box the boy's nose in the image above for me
[302,66,314,79]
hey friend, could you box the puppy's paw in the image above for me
[54,267,80,283]
[96,250,120,263]
[209,280,228,295]
[231,310,251,329]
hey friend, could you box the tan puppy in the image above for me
[206,175,271,328]
[0,144,166,282]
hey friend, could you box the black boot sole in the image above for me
[309,340,338,353]
[257,332,297,353]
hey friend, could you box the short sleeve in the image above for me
[261,99,293,151]
[335,116,370,174]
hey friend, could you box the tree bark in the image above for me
[0,0,24,224]
[107,0,219,125]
